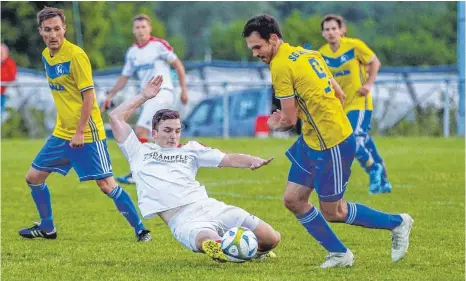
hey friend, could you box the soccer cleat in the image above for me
[391,213,414,262]
[381,180,393,193]
[136,229,152,242]
[253,250,277,261]
[18,222,57,239]
[116,173,135,185]
[320,249,354,268]
[202,240,229,262]
[380,163,392,193]
[369,163,384,194]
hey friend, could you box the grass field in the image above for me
[1,137,465,281]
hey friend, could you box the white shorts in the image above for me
[136,89,175,131]
[168,198,260,252]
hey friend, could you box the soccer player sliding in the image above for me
[108,75,280,262]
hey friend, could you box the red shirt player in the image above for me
[1,43,17,114]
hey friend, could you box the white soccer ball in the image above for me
[221,227,258,262]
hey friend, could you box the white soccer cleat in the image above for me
[391,213,414,262]
[320,249,354,268]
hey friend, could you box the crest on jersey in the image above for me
[55,64,64,75]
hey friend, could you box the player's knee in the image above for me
[25,169,46,185]
[95,178,115,194]
[320,204,347,222]
[282,194,298,212]
[271,230,281,247]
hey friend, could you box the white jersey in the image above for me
[118,131,226,219]
[122,36,178,90]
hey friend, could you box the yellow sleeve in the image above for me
[271,62,294,100]
[71,52,94,92]
[354,39,376,65]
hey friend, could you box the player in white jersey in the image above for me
[108,75,281,262]
[101,14,189,185]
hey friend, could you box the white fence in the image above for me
[1,66,459,138]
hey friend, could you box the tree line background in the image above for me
[1,1,458,70]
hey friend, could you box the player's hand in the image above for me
[100,96,113,112]
[180,89,188,105]
[70,131,85,148]
[357,83,372,96]
[141,75,163,100]
[267,111,281,130]
[250,157,274,170]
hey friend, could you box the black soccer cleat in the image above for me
[136,229,152,242]
[19,222,57,239]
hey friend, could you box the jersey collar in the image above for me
[135,36,155,48]
[48,39,68,58]
[271,42,290,64]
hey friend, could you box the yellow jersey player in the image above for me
[243,14,413,268]
[19,7,151,242]
[319,14,391,194]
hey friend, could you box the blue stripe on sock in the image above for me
[298,207,319,224]
[108,185,121,198]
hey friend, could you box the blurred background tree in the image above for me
[1,1,457,69]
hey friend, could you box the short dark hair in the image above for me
[321,14,343,30]
[152,109,180,130]
[242,14,282,40]
[37,7,66,27]
[133,14,152,25]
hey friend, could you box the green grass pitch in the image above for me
[1,137,464,280]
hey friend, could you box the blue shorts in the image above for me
[286,135,356,202]
[32,136,113,182]
[347,110,372,136]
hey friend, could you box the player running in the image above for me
[108,75,280,262]
[242,14,413,268]
[19,7,151,242]
[101,14,189,185]
[318,14,392,194]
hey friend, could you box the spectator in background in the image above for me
[1,43,17,116]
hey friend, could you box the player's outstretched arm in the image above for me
[109,75,163,144]
[218,154,274,170]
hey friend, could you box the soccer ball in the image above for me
[221,227,258,262]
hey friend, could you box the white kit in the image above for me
[122,37,178,130]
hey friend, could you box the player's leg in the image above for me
[19,136,73,239]
[283,136,350,267]
[318,134,413,262]
[96,177,151,241]
[347,110,384,194]
[195,230,230,262]
[67,139,150,241]
[363,117,392,193]
[247,220,280,259]
[117,89,175,184]
[165,200,228,261]
[213,200,281,259]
